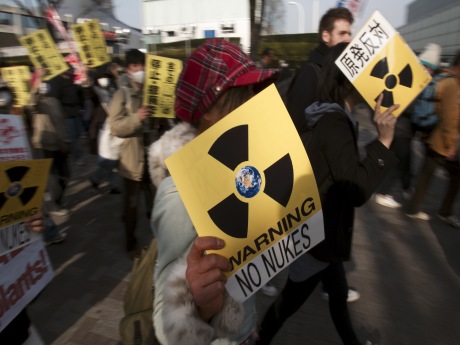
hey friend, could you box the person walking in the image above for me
[287,7,353,132]
[89,70,121,194]
[109,49,156,256]
[29,70,71,225]
[406,46,460,227]
[257,42,399,345]
[286,6,359,303]
[148,38,278,344]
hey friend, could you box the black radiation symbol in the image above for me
[207,125,294,239]
[370,57,413,107]
[0,166,38,210]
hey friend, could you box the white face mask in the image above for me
[39,83,49,95]
[98,78,109,88]
[130,70,145,84]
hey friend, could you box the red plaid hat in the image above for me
[175,39,278,122]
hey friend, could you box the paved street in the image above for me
[28,107,460,345]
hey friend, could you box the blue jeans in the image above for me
[90,157,120,189]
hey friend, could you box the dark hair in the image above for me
[125,49,145,66]
[453,50,460,67]
[262,48,274,57]
[318,7,354,40]
[317,42,354,104]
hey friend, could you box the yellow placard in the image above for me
[166,85,325,300]
[18,29,69,81]
[0,159,51,228]
[143,55,183,118]
[336,11,431,116]
[1,66,31,107]
[71,19,110,68]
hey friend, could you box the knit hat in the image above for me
[175,39,278,123]
[418,43,441,70]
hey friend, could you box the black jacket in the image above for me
[301,102,398,262]
[49,75,84,118]
[287,42,329,131]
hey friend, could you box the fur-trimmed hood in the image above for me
[148,122,196,188]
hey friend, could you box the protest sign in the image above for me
[0,240,53,332]
[19,29,69,81]
[166,85,324,301]
[0,114,32,162]
[335,11,431,116]
[143,55,183,118]
[0,159,51,228]
[1,67,31,107]
[71,19,110,68]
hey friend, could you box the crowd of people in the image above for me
[1,5,459,345]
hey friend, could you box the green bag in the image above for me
[119,239,159,345]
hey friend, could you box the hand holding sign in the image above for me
[186,236,230,321]
[24,211,43,234]
[373,93,399,148]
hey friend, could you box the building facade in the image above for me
[0,0,142,61]
[142,0,250,52]
[399,0,460,59]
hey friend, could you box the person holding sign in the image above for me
[148,39,278,345]
[109,49,156,256]
[257,42,399,345]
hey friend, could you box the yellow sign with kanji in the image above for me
[18,29,69,81]
[165,85,325,301]
[143,55,183,118]
[1,66,31,107]
[335,11,431,116]
[0,159,51,228]
[71,19,110,68]
[72,19,110,67]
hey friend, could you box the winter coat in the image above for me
[302,102,398,263]
[148,122,256,345]
[48,75,84,118]
[109,85,144,181]
[287,42,329,131]
[31,95,70,152]
[427,73,460,157]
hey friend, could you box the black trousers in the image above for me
[408,146,460,216]
[257,262,360,345]
[122,163,155,252]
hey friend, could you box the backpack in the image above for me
[275,73,297,106]
[411,73,454,132]
[119,239,159,345]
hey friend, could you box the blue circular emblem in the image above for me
[7,182,22,197]
[235,166,262,198]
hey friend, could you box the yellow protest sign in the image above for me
[335,11,431,116]
[1,66,31,107]
[0,159,51,228]
[143,55,183,118]
[71,19,110,68]
[18,29,69,81]
[166,85,325,301]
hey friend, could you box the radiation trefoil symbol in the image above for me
[370,57,413,107]
[207,125,294,239]
[0,166,38,210]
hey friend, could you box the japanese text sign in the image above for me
[143,55,183,118]
[71,19,110,68]
[18,29,69,81]
[335,11,431,116]
[1,67,31,107]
